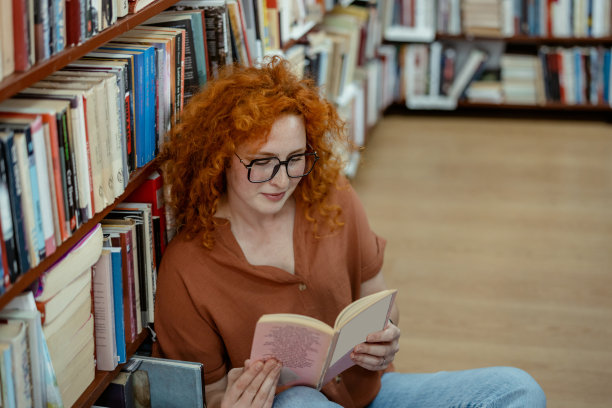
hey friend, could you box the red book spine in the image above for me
[12,0,30,71]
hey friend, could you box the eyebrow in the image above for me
[253,147,307,158]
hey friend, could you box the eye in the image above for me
[253,158,274,166]
[289,155,305,163]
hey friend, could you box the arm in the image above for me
[351,270,401,371]
[205,359,282,408]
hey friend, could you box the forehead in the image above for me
[245,114,306,154]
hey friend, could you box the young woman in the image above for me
[153,57,546,408]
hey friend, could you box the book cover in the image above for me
[83,52,139,173]
[0,319,33,407]
[0,137,20,283]
[250,289,397,389]
[101,223,139,343]
[36,268,92,325]
[12,0,32,71]
[109,246,127,364]
[0,105,69,245]
[0,308,45,408]
[125,170,167,254]
[0,0,15,79]
[113,203,156,325]
[129,355,204,408]
[0,129,31,276]
[92,249,119,371]
[33,223,103,302]
[1,119,46,266]
[0,342,17,408]
[0,112,60,255]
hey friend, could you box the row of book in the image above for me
[498,46,612,106]
[400,41,612,108]
[0,175,167,407]
[382,0,612,42]
[0,11,199,289]
[0,0,160,80]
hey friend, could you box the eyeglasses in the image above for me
[234,150,319,183]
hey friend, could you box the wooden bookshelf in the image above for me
[0,1,178,406]
[0,0,180,103]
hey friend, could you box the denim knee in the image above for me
[482,366,546,408]
[273,386,342,408]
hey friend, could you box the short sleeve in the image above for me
[337,178,387,283]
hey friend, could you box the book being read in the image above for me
[250,289,397,390]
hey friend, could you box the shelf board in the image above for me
[435,33,612,45]
[0,0,180,102]
[73,330,150,408]
[457,101,612,112]
[0,160,159,310]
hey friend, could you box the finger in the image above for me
[367,324,400,343]
[238,359,279,405]
[255,361,282,407]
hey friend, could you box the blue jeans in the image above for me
[273,367,546,407]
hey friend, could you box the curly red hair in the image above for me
[159,56,351,249]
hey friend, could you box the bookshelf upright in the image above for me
[0,0,179,406]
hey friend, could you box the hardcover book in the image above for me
[250,289,397,389]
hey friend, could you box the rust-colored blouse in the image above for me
[153,178,387,407]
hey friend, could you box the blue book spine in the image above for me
[1,346,17,408]
[0,133,30,275]
[100,47,146,168]
[110,248,127,363]
[603,50,611,104]
[148,46,156,164]
[53,0,66,53]
[25,131,46,260]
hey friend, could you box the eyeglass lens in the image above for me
[249,153,316,182]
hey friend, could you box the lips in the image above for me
[262,192,285,201]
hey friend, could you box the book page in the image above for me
[250,316,333,387]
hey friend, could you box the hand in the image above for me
[350,321,400,371]
[221,359,282,408]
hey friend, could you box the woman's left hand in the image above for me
[350,320,400,371]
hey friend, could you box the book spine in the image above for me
[31,119,57,256]
[12,0,32,71]
[14,130,42,266]
[0,133,31,275]
[34,0,52,61]
[58,111,78,233]
[110,249,127,363]
[0,146,21,283]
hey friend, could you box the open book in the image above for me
[250,289,397,389]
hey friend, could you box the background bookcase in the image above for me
[0,0,180,405]
[380,0,612,115]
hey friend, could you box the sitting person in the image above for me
[153,56,547,408]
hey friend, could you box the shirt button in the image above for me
[298,283,307,291]
[335,375,341,383]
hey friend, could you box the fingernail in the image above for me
[255,362,263,371]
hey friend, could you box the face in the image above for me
[226,114,308,217]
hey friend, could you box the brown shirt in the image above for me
[153,177,387,407]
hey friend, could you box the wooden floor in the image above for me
[351,113,612,408]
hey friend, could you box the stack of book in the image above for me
[34,224,103,407]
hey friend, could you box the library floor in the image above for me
[351,113,612,408]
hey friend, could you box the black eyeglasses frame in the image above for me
[234,149,319,183]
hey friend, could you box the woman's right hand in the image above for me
[221,359,282,408]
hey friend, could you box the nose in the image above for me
[269,163,290,188]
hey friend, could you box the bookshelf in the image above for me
[383,0,612,114]
[0,0,178,406]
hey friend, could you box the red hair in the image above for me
[160,56,350,248]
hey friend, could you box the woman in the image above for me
[153,57,546,408]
